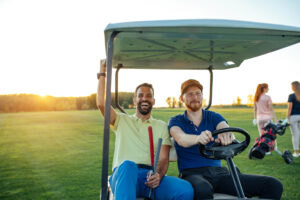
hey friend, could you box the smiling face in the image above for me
[134,86,155,116]
[181,86,203,112]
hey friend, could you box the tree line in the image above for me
[165,97,207,108]
[1,93,286,113]
[0,92,134,113]
[165,95,255,108]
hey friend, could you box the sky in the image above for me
[0,0,300,107]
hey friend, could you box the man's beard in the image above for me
[137,101,153,115]
[186,101,202,112]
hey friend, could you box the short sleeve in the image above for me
[168,116,182,131]
[161,123,172,146]
[211,112,226,129]
[111,112,122,132]
[288,94,294,103]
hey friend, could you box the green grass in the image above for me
[0,108,299,200]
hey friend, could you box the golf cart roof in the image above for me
[104,19,300,70]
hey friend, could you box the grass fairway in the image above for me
[0,108,299,200]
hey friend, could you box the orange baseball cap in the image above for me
[181,79,203,96]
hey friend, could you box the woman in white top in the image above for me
[254,83,277,136]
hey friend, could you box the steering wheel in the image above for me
[199,127,250,160]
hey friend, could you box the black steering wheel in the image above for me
[199,127,250,160]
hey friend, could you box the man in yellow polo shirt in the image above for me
[97,59,193,200]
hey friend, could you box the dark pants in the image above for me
[181,166,283,200]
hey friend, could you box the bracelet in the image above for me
[97,72,106,79]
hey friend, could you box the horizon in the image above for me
[0,92,290,107]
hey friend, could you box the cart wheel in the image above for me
[282,150,293,164]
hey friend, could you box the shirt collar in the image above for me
[133,113,153,123]
[183,110,190,123]
[183,109,205,123]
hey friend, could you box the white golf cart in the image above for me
[100,19,300,200]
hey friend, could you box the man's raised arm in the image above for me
[96,59,117,125]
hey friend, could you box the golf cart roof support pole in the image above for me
[115,64,126,113]
[204,66,213,110]
[226,157,245,198]
[205,40,214,110]
[100,31,119,200]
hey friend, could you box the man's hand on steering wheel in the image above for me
[197,130,214,145]
[215,132,233,146]
[199,127,250,160]
[214,121,234,146]
[197,130,233,146]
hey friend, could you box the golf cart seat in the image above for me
[168,137,178,161]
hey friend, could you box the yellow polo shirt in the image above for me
[111,112,171,170]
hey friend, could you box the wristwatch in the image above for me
[97,72,106,79]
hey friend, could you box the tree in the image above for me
[166,97,184,108]
[111,92,134,109]
[172,97,176,108]
[177,97,183,108]
[122,101,129,109]
[76,97,84,110]
[247,94,254,107]
[87,93,97,109]
[236,96,242,105]
[166,97,172,108]
[0,92,134,112]
[233,96,242,106]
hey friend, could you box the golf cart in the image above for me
[100,19,300,200]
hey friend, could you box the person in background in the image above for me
[287,81,300,158]
[253,83,277,136]
[97,59,193,200]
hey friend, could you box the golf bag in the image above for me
[249,119,293,164]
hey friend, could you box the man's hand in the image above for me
[215,132,233,146]
[197,130,214,145]
[100,59,106,73]
[197,129,233,146]
[145,170,161,188]
[215,121,233,146]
